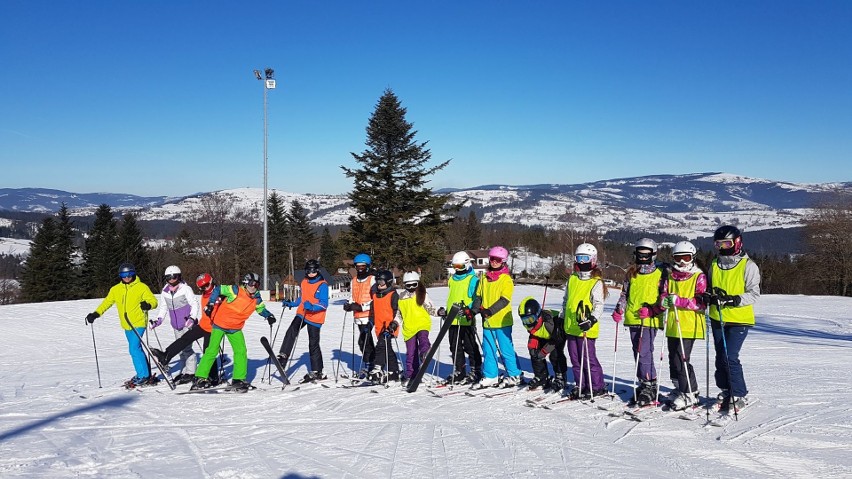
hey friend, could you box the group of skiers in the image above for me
[85,224,759,413]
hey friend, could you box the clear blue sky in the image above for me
[2,1,850,197]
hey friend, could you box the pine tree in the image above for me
[464,211,482,250]
[341,88,456,271]
[267,191,289,278]
[118,212,152,283]
[82,204,120,298]
[319,227,339,270]
[53,204,80,299]
[19,217,58,302]
[287,199,316,265]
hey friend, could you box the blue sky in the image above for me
[1,1,850,197]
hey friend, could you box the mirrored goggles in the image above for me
[164,273,181,281]
[452,263,466,270]
[714,239,735,250]
[520,314,537,326]
[673,254,693,263]
[119,271,135,279]
[574,254,592,264]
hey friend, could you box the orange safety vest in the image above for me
[198,290,214,332]
[213,286,257,330]
[372,290,398,337]
[297,278,328,325]
[351,276,373,320]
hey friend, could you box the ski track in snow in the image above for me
[1,287,852,477]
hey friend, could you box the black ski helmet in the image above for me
[713,225,743,256]
[517,296,542,327]
[305,259,320,274]
[375,270,394,286]
[241,272,261,287]
[118,262,136,279]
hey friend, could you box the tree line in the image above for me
[7,89,852,303]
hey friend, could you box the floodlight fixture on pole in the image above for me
[255,67,275,291]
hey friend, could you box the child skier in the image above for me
[707,225,761,412]
[440,251,483,385]
[611,238,666,406]
[368,270,401,383]
[192,272,276,391]
[150,265,199,384]
[561,243,608,399]
[85,263,159,388]
[471,246,522,389]
[277,259,330,383]
[343,253,375,378]
[397,271,436,384]
[152,272,221,386]
[660,241,708,410]
[518,297,568,391]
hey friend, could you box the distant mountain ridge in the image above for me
[1,173,849,239]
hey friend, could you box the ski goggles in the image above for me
[452,263,467,270]
[714,239,735,250]
[404,282,418,291]
[634,250,654,262]
[489,256,504,264]
[673,253,693,263]
[574,254,592,264]
[355,263,368,271]
[197,281,212,291]
[376,278,388,286]
[520,314,538,327]
[164,273,181,281]
[119,271,135,279]
[305,267,319,275]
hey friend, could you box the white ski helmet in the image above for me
[634,238,657,265]
[672,241,697,272]
[451,251,472,271]
[164,265,182,281]
[402,271,421,284]
[574,243,598,271]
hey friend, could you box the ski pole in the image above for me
[90,323,102,388]
[610,321,619,396]
[705,309,711,422]
[655,309,668,405]
[393,334,405,387]
[284,315,306,382]
[631,319,644,403]
[261,304,287,383]
[715,296,738,420]
[334,311,349,383]
[672,305,696,410]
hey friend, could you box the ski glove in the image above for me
[717,294,741,307]
[638,306,652,319]
[85,312,99,324]
[436,307,446,318]
[479,307,493,319]
[266,314,276,325]
[150,317,163,329]
[611,311,623,323]
[185,317,195,330]
[281,300,296,309]
[204,303,215,317]
[577,315,597,332]
[387,321,399,334]
[343,302,353,312]
[661,295,678,309]
[140,301,152,311]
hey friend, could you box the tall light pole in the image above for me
[254,68,275,291]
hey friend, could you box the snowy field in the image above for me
[1,285,851,478]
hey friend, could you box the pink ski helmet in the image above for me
[488,246,509,263]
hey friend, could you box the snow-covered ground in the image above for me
[1,286,851,477]
[0,237,30,257]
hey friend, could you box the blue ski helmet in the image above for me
[354,253,371,266]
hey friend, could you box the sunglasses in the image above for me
[714,239,735,250]
[119,271,135,279]
[673,254,693,263]
[574,254,592,264]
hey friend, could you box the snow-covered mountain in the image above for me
[1,173,848,239]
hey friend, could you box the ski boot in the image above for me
[471,376,499,390]
[527,376,547,391]
[228,379,250,393]
[500,375,523,388]
[444,369,466,385]
[461,369,482,385]
[635,379,657,407]
[190,377,212,391]
[549,373,566,393]
[670,391,699,411]
[151,348,168,366]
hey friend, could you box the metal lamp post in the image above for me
[254,68,275,291]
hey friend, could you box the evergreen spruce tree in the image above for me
[287,199,316,264]
[118,212,152,283]
[341,88,455,271]
[464,210,483,250]
[82,204,120,297]
[19,217,58,302]
[267,191,289,277]
[319,227,339,270]
[54,204,81,299]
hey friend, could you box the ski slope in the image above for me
[1,286,850,478]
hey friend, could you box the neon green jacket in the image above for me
[95,277,158,330]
